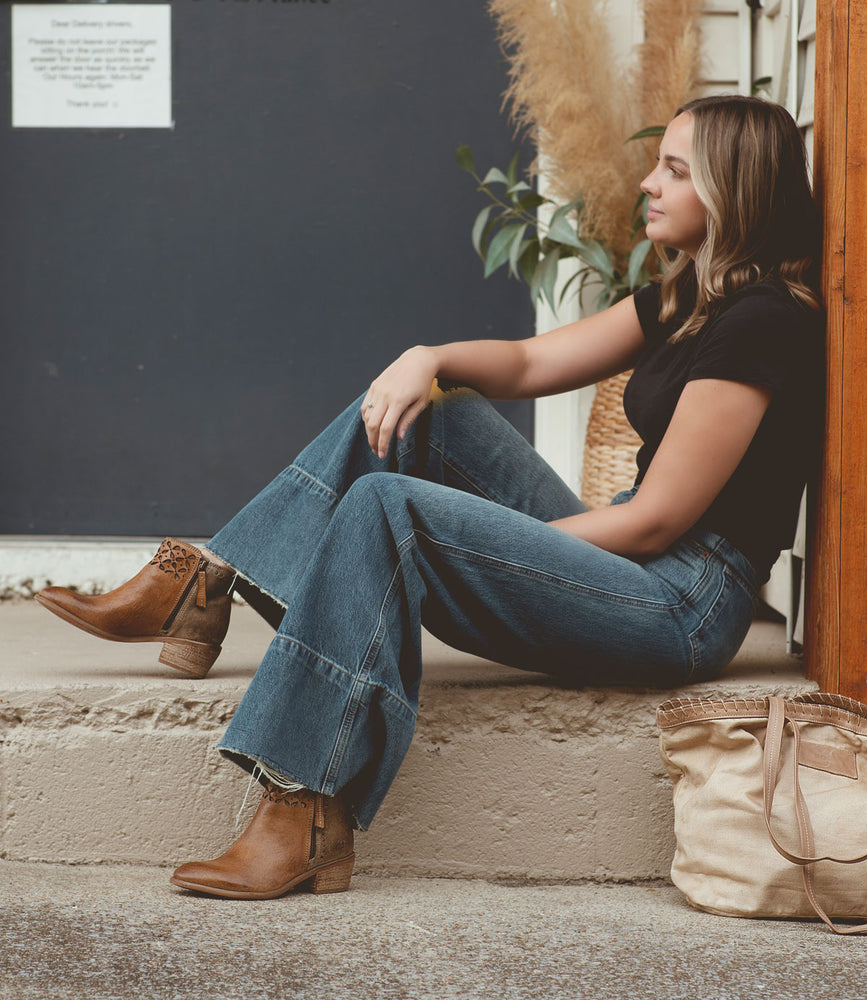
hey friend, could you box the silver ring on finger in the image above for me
[365,400,375,409]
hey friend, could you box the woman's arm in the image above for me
[549,378,773,558]
[435,295,646,399]
[363,295,645,457]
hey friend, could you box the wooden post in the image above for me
[805,0,867,699]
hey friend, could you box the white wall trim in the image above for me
[0,536,196,598]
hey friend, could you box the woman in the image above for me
[36,95,824,899]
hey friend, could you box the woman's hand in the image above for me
[360,294,646,460]
[362,346,440,458]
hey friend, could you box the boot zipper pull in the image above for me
[314,793,326,830]
[196,569,208,608]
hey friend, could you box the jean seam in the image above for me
[399,426,498,502]
[271,633,349,678]
[269,633,418,717]
[322,557,415,791]
[687,568,730,676]
[685,534,758,598]
[427,442,499,503]
[287,462,341,502]
[395,438,416,465]
[414,529,673,612]
[647,540,719,613]
[711,542,759,598]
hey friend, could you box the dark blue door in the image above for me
[0,0,531,535]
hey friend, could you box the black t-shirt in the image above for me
[625,280,824,582]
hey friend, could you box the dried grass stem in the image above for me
[488,0,704,266]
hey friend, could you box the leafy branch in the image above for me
[457,127,664,313]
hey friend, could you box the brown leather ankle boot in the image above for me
[170,784,355,899]
[35,538,235,678]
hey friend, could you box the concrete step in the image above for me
[0,861,855,1000]
[1,600,814,881]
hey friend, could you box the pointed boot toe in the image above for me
[35,538,236,678]
[169,860,252,897]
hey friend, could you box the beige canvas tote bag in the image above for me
[658,693,867,934]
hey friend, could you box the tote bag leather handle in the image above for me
[763,696,867,934]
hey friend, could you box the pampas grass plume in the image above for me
[488,0,704,266]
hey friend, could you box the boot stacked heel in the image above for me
[308,855,356,894]
[159,640,223,679]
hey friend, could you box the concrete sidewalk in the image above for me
[0,861,860,1000]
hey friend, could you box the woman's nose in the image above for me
[640,170,658,197]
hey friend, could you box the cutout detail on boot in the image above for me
[150,539,199,580]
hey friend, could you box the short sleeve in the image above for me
[687,285,802,394]
[632,283,663,343]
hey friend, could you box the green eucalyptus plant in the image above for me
[457,125,664,313]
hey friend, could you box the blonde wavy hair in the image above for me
[658,95,822,341]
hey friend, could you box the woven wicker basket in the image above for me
[580,371,642,508]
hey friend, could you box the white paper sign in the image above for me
[12,4,172,129]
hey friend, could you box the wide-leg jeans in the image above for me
[209,388,758,829]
